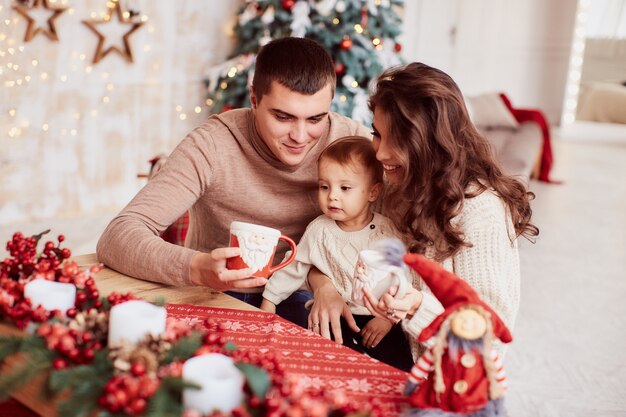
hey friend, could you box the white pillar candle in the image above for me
[23,279,76,314]
[107,300,167,346]
[182,353,245,414]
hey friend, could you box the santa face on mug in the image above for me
[233,229,277,273]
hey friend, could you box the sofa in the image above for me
[466,92,554,184]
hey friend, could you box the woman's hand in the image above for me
[190,248,264,291]
[361,317,393,349]
[362,285,423,324]
[308,268,359,344]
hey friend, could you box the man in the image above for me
[96,37,370,327]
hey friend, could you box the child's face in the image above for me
[317,159,381,229]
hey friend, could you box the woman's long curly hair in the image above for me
[368,63,538,261]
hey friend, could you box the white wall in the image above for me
[1,0,580,225]
[400,0,578,124]
[0,0,241,225]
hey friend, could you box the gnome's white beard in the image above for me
[234,230,276,273]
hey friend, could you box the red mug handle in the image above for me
[268,235,297,274]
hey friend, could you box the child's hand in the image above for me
[360,317,393,349]
[260,298,276,313]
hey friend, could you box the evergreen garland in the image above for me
[0,231,384,417]
[0,334,54,401]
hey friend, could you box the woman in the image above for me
[308,62,538,353]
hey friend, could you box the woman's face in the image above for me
[371,109,404,185]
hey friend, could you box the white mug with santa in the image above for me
[226,221,297,278]
[351,239,411,307]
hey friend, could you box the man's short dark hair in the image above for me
[252,37,336,102]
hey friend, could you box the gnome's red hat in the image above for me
[403,253,512,344]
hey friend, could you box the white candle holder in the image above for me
[182,353,245,414]
[107,300,167,346]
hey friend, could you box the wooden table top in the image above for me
[72,253,259,311]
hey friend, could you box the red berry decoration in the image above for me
[340,37,352,50]
[281,0,295,11]
[394,42,402,52]
[52,357,68,370]
[131,362,146,377]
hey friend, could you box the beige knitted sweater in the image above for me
[96,109,370,288]
[402,189,521,355]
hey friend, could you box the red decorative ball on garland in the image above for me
[394,42,402,52]
[340,37,352,50]
[281,0,295,11]
[335,62,345,75]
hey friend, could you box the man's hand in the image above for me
[190,248,266,291]
[360,317,393,349]
[307,269,359,344]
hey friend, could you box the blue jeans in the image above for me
[225,289,312,329]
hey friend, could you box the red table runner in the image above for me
[167,304,409,416]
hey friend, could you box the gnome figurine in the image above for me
[402,253,511,417]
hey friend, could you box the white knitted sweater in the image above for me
[402,189,521,355]
[263,212,403,315]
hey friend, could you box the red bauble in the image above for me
[394,42,402,52]
[281,0,295,11]
[340,38,352,50]
[335,63,345,75]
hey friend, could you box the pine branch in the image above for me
[235,363,270,399]
[97,411,126,417]
[223,340,237,352]
[48,359,111,395]
[56,371,111,417]
[145,377,185,417]
[162,333,202,364]
[20,333,47,351]
[0,348,52,400]
[53,353,112,417]
[0,334,25,363]
[161,376,200,392]
[57,387,102,417]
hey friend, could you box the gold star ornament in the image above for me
[12,0,68,42]
[82,0,145,64]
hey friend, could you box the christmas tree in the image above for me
[204,0,404,126]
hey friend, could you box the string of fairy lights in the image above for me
[1,0,204,141]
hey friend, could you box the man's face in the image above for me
[251,81,333,167]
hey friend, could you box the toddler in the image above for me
[260,136,414,371]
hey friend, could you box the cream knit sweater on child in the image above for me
[263,212,404,315]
